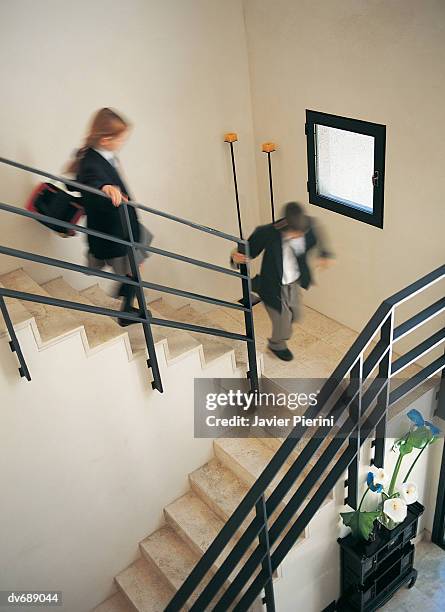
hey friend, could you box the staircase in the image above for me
[1,266,442,612]
[0,267,339,612]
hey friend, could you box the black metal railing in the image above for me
[0,156,259,394]
[165,264,445,611]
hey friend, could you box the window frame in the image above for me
[305,109,386,229]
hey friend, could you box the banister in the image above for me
[0,155,260,396]
[0,155,246,244]
[166,263,445,612]
[0,200,248,280]
[384,264,445,306]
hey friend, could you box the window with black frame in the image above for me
[305,110,386,228]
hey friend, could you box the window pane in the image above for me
[315,125,375,213]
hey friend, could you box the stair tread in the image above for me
[0,269,82,342]
[190,458,250,522]
[93,592,134,612]
[141,525,200,592]
[0,281,33,335]
[164,491,226,559]
[214,437,323,507]
[164,489,261,598]
[84,287,202,359]
[43,278,125,349]
[152,301,238,364]
[149,301,203,358]
[204,307,270,358]
[140,524,217,607]
[115,558,173,612]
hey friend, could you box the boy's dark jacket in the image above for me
[236,218,332,313]
[77,147,140,259]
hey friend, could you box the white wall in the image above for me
[243,0,445,338]
[0,0,261,303]
[0,320,246,612]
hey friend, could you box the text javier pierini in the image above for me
[206,414,334,427]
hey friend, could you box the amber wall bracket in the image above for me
[224,132,243,239]
[262,142,277,222]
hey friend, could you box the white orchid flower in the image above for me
[397,482,418,505]
[383,497,407,524]
[369,466,389,487]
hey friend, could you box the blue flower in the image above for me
[407,409,424,427]
[425,420,441,436]
[407,409,441,437]
[367,471,383,493]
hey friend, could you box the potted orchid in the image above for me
[340,409,440,540]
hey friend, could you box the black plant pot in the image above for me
[336,502,424,611]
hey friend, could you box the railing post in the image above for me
[345,356,363,509]
[432,349,445,547]
[119,203,163,393]
[372,309,394,467]
[436,348,445,421]
[0,295,31,381]
[238,241,259,395]
[255,494,275,612]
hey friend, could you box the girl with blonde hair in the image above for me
[66,107,152,326]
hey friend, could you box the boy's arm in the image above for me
[230,226,268,267]
[305,217,335,270]
[307,217,334,258]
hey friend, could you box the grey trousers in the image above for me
[265,281,300,351]
[87,223,153,297]
[87,223,153,274]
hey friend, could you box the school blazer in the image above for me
[239,218,333,313]
[76,147,140,260]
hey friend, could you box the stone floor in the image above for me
[381,539,445,611]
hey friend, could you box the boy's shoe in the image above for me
[237,293,262,307]
[269,347,294,361]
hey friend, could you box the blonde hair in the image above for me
[65,107,130,174]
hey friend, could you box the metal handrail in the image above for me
[166,264,445,611]
[0,156,246,244]
[0,156,259,395]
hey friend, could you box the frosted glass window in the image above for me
[306,110,386,229]
[315,125,374,213]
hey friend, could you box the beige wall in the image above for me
[0,0,260,302]
[0,318,246,611]
[243,0,445,334]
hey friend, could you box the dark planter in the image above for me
[336,502,424,611]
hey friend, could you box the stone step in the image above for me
[140,525,214,608]
[43,277,126,349]
[151,300,237,365]
[189,458,251,524]
[192,306,270,360]
[164,491,226,562]
[115,558,174,612]
[93,591,135,612]
[0,269,82,342]
[214,437,331,516]
[82,286,201,360]
[0,281,33,336]
[164,491,263,609]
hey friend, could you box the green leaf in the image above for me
[407,427,432,449]
[398,438,414,456]
[341,510,381,540]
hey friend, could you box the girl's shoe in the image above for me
[118,305,145,327]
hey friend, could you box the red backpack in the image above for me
[25,182,84,236]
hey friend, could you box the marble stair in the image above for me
[0,268,437,612]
